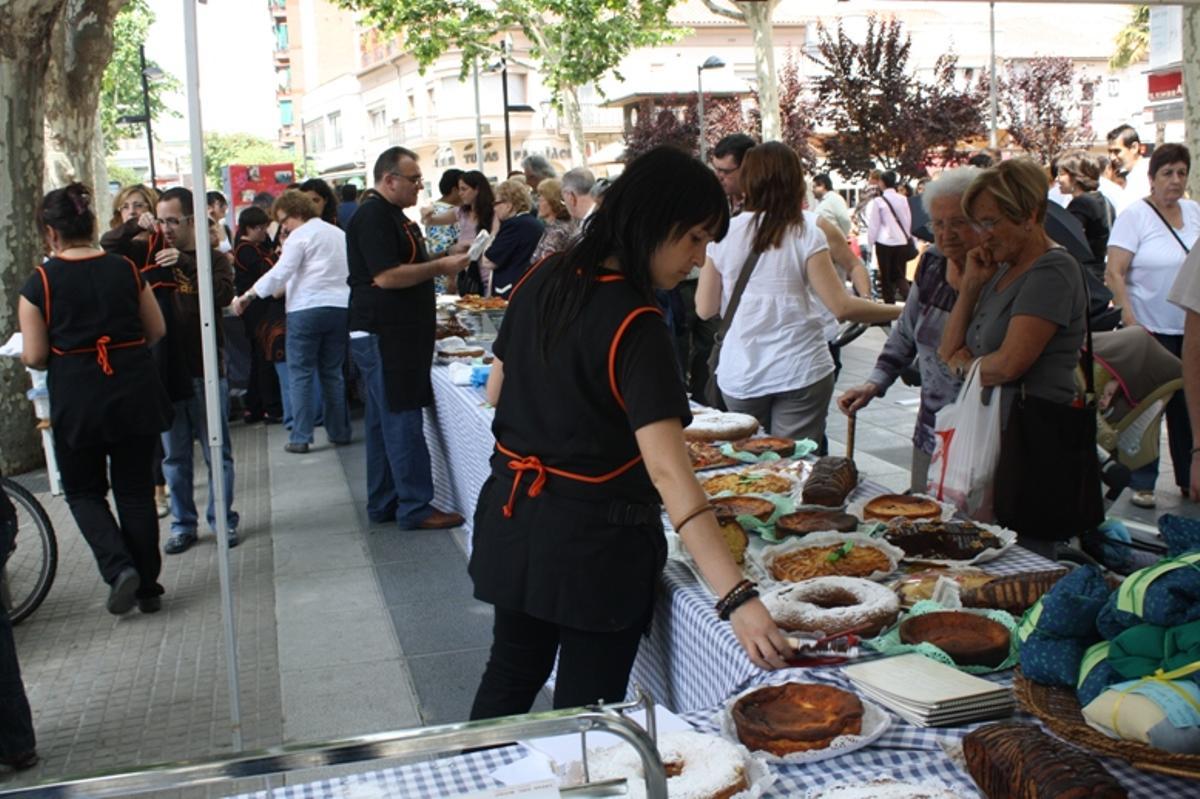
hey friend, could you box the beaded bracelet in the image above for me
[718,585,759,621]
[673,502,715,534]
[715,579,758,620]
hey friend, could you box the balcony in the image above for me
[269,0,287,20]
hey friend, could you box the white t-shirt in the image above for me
[1168,246,1200,315]
[1108,198,1200,335]
[252,217,351,313]
[706,210,834,399]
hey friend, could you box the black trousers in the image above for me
[55,434,164,599]
[874,242,912,305]
[678,278,719,403]
[0,480,35,759]
[243,318,283,419]
[470,605,644,720]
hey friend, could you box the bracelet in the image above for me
[716,579,759,621]
[672,502,715,533]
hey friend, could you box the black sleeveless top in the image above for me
[234,241,287,362]
[21,253,172,448]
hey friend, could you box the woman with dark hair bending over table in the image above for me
[468,147,787,720]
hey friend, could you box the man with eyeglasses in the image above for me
[154,187,240,555]
[346,147,470,531]
[1107,124,1150,212]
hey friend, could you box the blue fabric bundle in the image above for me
[1018,566,1110,687]
[1160,514,1200,558]
[1095,552,1200,639]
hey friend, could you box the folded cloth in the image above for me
[1160,514,1200,558]
[1083,678,1200,754]
[1021,632,1092,688]
[1079,659,1122,707]
[1097,552,1200,639]
[1108,620,1200,683]
[1018,565,1109,641]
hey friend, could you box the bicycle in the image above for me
[1,477,57,625]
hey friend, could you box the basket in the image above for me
[1013,669,1200,780]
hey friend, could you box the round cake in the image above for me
[862,494,942,522]
[768,542,896,582]
[684,412,761,443]
[703,471,795,497]
[732,682,864,755]
[762,577,900,636]
[588,730,749,799]
[711,495,776,522]
[775,509,859,536]
[732,436,796,457]
[898,611,1011,667]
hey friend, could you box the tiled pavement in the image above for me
[2,326,1196,796]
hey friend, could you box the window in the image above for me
[274,23,289,52]
[368,105,387,135]
[1108,78,1120,98]
[304,118,325,153]
[279,100,293,127]
[327,111,343,148]
[406,92,416,119]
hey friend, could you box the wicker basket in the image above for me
[1014,669,1200,780]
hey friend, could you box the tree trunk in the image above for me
[44,0,126,191]
[0,0,68,474]
[1185,7,1200,200]
[561,85,588,167]
[742,0,781,142]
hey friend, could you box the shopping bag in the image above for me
[927,360,1002,521]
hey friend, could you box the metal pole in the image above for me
[989,1,998,148]
[472,56,484,173]
[181,0,242,752]
[697,67,708,162]
[139,45,157,187]
[502,45,512,175]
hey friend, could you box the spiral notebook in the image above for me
[843,654,1014,727]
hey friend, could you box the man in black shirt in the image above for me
[347,147,469,529]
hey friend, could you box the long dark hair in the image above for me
[235,206,271,244]
[537,146,729,358]
[459,170,495,233]
[299,178,338,225]
[40,182,97,242]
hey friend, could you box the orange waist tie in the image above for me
[52,336,146,376]
[495,441,645,518]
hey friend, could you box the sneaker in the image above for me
[164,532,198,555]
[155,486,170,519]
[284,442,310,454]
[137,595,162,614]
[1130,490,1157,509]
[227,530,240,549]
[107,567,140,615]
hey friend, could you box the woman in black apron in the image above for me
[469,148,788,719]
[19,183,174,615]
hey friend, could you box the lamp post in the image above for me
[117,44,164,187]
[697,55,725,162]
[490,40,535,176]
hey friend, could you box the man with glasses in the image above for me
[155,187,239,555]
[710,133,755,216]
[1107,124,1150,211]
[346,147,469,531]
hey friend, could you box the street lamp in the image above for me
[489,39,537,176]
[116,45,164,187]
[697,56,725,162]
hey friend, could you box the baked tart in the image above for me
[702,471,794,497]
[687,441,738,472]
[732,436,797,457]
[768,541,895,582]
[862,494,941,522]
[711,495,775,522]
[775,509,859,537]
[732,683,864,755]
[899,611,1012,668]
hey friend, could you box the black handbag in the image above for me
[993,258,1104,541]
[456,260,485,297]
[881,196,919,261]
[703,248,761,410]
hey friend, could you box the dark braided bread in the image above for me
[963,723,1127,799]
[801,456,859,507]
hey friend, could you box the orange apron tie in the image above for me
[52,336,146,376]
[502,454,548,518]
[94,336,113,376]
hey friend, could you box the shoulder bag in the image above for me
[703,248,762,411]
[881,196,919,261]
[1143,198,1191,254]
[993,254,1105,541]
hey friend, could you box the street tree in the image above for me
[1110,5,1149,70]
[621,94,748,161]
[774,50,819,174]
[335,0,687,167]
[203,132,298,189]
[897,54,986,175]
[700,0,782,143]
[997,56,1092,165]
[0,0,69,471]
[98,0,179,158]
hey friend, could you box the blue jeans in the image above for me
[350,335,433,527]
[286,307,351,446]
[274,360,323,430]
[162,378,239,535]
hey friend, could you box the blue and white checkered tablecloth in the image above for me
[425,365,495,552]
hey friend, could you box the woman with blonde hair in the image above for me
[529,177,574,265]
[483,178,544,296]
[696,142,899,443]
[102,184,162,271]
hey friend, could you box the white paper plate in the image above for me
[881,521,1018,567]
[846,492,955,523]
[755,532,905,587]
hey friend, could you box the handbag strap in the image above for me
[880,195,914,244]
[715,247,763,342]
[1143,198,1191,254]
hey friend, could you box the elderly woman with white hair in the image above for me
[838,166,983,491]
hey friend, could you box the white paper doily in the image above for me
[754,532,905,587]
[882,520,1018,567]
[847,492,956,523]
[585,732,776,799]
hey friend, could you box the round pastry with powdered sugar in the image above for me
[761,576,900,636]
[684,411,760,442]
[587,730,749,799]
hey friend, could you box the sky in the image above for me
[144,0,281,142]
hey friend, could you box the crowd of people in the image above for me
[3,121,1199,770]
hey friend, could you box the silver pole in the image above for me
[181,0,242,752]
[989,2,998,148]
[697,67,708,162]
[472,56,485,174]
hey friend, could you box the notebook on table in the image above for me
[843,653,1014,727]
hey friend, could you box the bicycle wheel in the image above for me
[1,477,57,625]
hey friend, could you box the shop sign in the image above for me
[1148,71,1183,102]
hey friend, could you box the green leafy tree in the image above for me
[1110,5,1149,70]
[99,0,179,155]
[335,0,687,166]
[203,132,296,188]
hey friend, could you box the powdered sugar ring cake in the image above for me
[761,577,899,636]
[684,412,760,442]
[588,730,749,799]
[804,778,966,798]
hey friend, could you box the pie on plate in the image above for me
[687,441,739,472]
[861,494,942,522]
[711,495,775,522]
[732,683,864,755]
[767,541,896,582]
[732,436,797,457]
[898,611,1012,668]
[702,471,795,497]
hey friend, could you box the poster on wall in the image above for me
[222,163,296,225]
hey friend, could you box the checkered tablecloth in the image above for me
[425,365,495,552]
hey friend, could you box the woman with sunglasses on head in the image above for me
[468,148,789,720]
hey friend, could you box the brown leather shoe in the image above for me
[416,509,465,529]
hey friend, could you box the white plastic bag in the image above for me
[927,360,1001,521]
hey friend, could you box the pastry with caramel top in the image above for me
[769,542,894,582]
[733,683,864,755]
[711,495,775,522]
[732,436,797,457]
[702,471,794,497]
[862,494,941,522]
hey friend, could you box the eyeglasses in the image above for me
[155,215,193,228]
[969,217,1004,233]
[121,201,148,212]
[388,171,423,186]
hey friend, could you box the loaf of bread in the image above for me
[963,723,1127,799]
[801,457,859,507]
[960,570,1068,615]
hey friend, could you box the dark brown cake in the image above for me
[963,723,1127,799]
[960,570,1069,615]
[898,611,1011,667]
[732,683,864,755]
[883,520,1003,560]
[801,457,859,506]
[775,510,860,537]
